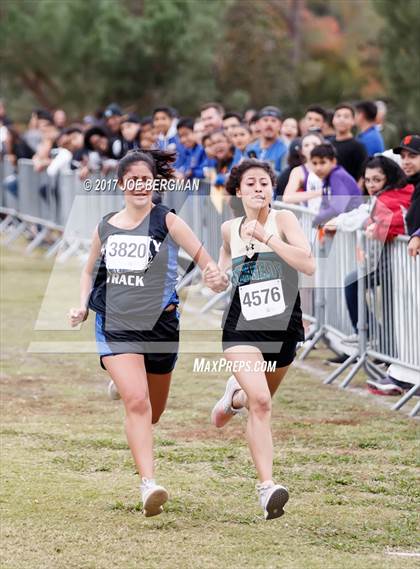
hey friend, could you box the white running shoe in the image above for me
[256,481,289,520]
[108,380,121,400]
[342,333,358,345]
[140,478,168,517]
[211,375,244,428]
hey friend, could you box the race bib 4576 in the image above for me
[239,278,286,321]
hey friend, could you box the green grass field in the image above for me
[1,245,419,569]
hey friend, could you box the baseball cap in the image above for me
[259,106,282,120]
[104,103,123,118]
[393,134,420,155]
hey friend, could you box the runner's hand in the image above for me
[68,307,88,327]
[242,219,267,243]
[203,263,229,293]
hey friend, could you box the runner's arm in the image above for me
[69,225,101,326]
[218,220,232,273]
[166,211,217,271]
[267,211,315,276]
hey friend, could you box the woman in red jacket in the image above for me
[363,156,414,242]
[343,156,413,394]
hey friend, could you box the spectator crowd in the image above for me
[1,97,419,396]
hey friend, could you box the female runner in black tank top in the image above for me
[69,150,226,517]
[204,159,315,520]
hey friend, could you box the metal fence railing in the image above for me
[1,158,418,415]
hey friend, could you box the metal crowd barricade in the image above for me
[1,158,63,251]
[51,169,124,261]
[368,235,420,412]
[323,229,358,343]
[0,157,20,232]
[323,231,419,414]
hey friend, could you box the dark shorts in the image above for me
[95,308,179,374]
[222,329,299,368]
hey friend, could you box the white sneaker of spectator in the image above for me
[342,333,358,345]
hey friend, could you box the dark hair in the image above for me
[152,106,175,119]
[61,126,83,135]
[362,155,407,192]
[202,133,212,147]
[140,116,153,127]
[310,143,337,160]
[35,109,53,123]
[226,159,277,196]
[177,117,195,131]
[249,113,261,125]
[334,103,356,118]
[287,138,305,168]
[209,128,228,140]
[233,122,251,133]
[305,105,328,121]
[84,126,108,150]
[283,116,301,136]
[302,131,324,146]
[117,149,176,182]
[200,102,225,116]
[325,109,334,128]
[223,112,242,122]
[355,101,377,122]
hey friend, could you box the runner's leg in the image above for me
[225,346,273,483]
[146,372,172,424]
[103,353,154,479]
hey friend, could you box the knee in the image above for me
[125,393,151,417]
[249,392,272,416]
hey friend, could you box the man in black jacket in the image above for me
[331,104,367,181]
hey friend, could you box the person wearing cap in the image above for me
[103,103,123,135]
[394,135,420,257]
[120,113,141,155]
[102,103,124,158]
[245,106,287,176]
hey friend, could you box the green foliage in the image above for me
[373,0,420,132]
[1,0,416,127]
[0,0,227,117]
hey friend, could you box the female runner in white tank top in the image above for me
[204,159,315,520]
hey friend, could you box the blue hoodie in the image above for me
[245,138,287,174]
[357,126,385,155]
[174,144,207,179]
